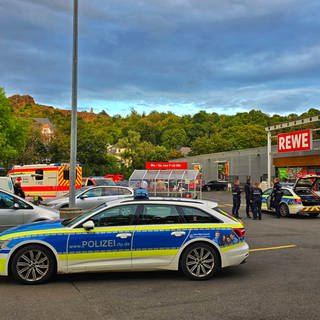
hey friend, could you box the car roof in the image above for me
[106,197,219,208]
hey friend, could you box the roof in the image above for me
[129,169,199,181]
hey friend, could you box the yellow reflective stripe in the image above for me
[59,251,131,261]
[135,223,242,231]
[0,258,6,273]
[132,249,178,257]
[0,223,243,241]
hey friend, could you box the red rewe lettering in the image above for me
[277,129,312,153]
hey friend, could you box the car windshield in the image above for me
[61,202,108,227]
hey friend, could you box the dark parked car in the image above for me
[202,180,228,191]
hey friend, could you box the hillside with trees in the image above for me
[1,88,319,177]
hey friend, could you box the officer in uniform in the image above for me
[244,178,253,218]
[13,177,25,199]
[232,180,241,218]
[272,177,283,218]
[251,182,263,220]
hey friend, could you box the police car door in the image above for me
[67,204,138,273]
[132,204,189,268]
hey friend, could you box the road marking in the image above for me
[218,203,232,207]
[249,245,297,252]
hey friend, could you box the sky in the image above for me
[1,0,320,117]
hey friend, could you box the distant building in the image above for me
[107,144,130,167]
[32,118,55,139]
[179,147,191,156]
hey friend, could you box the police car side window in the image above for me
[139,205,183,224]
[180,206,221,223]
[90,205,138,227]
[282,189,292,196]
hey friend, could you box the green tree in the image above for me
[161,128,187,150]
[0,88,28,167]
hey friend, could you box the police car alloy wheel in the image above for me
[279,203,290,217]
[11,244,56,284]
[180,243,220,280]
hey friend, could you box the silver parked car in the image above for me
[0,189,59,232]
[45,186,134,210]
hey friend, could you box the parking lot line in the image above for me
[249,244,297,252]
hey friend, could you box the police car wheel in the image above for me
[11,244,56,285]
[279,203,290,217]
[180,243,219,280]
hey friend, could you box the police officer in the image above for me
[272,177,283,218]
[251,182,263,220]
[244,178,253,218]
[232,180,241,218]
[14,177,25,199]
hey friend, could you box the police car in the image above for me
[0,197,249,284]
[261,175,320,217]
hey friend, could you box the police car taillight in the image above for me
[294,198,302,204]
[232,228,245,238]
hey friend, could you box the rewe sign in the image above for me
[278,129,312,153]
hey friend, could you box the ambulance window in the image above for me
[63,169,70,180]
[35,169,43,180]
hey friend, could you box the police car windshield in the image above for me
[62,203,107,227]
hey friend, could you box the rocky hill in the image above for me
[8,94,106,122]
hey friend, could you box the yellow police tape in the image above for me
[249,244,296,252]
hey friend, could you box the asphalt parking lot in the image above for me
[0,191,319,320]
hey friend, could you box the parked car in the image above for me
[202,180,228,191]
[261,175,320,217]
[82,176,116,187]
[0,189,59,232]
[45,185,134,210]
[0,197,249,284]
[0,177,14,193]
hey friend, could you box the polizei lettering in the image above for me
[82,240,116,248]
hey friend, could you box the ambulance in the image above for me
[7,163,82,200]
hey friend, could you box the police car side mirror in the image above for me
[13,203,20,210]
[82,220,95,231]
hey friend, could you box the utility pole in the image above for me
[69,0,78,207]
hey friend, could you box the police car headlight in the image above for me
[0,240,9,249]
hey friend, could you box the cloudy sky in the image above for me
[1,0,320,116]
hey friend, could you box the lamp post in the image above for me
[69,0,78,208]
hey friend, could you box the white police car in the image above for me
[0,198,249,284]
[261,175,320,217]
